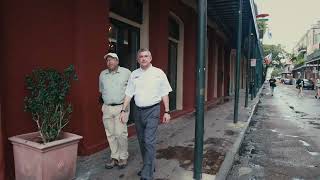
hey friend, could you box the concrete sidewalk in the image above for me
[75,89,261,180]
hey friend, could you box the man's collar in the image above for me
[106,67,120,74]
[140,64,152,71]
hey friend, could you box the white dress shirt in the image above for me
[125,65,172,107]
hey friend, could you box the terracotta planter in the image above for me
[9,132,82,180]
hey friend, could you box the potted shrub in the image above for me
[9,65,82,180]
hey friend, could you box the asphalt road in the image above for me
[227,83,320,180]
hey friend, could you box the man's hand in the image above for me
[162,113,171,124]
[119,111,126,124]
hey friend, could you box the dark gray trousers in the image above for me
[134,103,160,180]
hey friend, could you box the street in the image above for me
[227,83,320,180]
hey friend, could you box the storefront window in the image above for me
[168,16,180,111]
[108,18,140,124]
[110,0,143,24]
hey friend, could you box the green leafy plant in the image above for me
[24,65,77,143]
[292,53,305,66]
[258,20,268,39]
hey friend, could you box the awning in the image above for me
[207,0,260,45]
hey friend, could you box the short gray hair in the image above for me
[137,48,152,59]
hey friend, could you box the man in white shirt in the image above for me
[120,48,172,180]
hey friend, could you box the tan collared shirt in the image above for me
[99,66,131,105]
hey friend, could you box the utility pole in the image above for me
[194,0,206,179]
[245,20,252,108]
[233,0,243,123]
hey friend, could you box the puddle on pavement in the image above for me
[308,165,318,168]
[285,135,299,138]
[295,111,308,117]
[299,140,310,147]
[308,121,320,125]
[270,129,278,133]
[204,138,225,145]
[156,146,194,169]
[307,150,320,156]
[202,148,225,174]
[301,117,318,120]
[157,138,227,175]
[308,121,320,129]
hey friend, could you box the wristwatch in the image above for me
[120,109,126,113]
[164,111,170,114]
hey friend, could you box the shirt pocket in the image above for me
[121,79,128,89]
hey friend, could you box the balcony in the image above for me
[297,46,307,54]
[306,49,320,64]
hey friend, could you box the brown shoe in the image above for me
[118,159,127,169]
[105,158,118,169]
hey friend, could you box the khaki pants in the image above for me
[102,104,129,160]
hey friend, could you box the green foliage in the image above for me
[271,68,282,77]
[258,20,267,38]
[24,65,77,143]
[292,53,305,66]
[263,44,288,68]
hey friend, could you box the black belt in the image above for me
[107,103,123,106]
[137,103,160,110]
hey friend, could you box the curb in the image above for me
[215,87,264,180]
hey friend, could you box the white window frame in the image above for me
[169,12,184,110]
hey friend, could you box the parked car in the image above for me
[283,78,292,85]
[303,79,314,90]
[275,76,282,81]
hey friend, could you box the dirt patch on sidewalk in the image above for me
[156,137,231,175]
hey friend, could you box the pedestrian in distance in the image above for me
[296,76,304,97]
[120,48,172,180]
[99,53,131,169]
[269,76,277,96]
[315,77,320,99]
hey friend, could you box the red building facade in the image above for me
[0,0,246,178]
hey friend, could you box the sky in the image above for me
[255,0,320,52]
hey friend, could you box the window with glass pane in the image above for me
[109,18,140,124]
[168,17,180,111]
[110,0,143,24]
[168,41,178,111]
[169,17,180,40]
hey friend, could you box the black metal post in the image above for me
[245,21,252,108]
[194,0,206,179]
[252,43,256,98]
[233,0,243,123]
[250,38,255,100]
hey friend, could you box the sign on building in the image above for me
[251,59,256,67]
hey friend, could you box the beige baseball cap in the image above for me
[103,53,119,60]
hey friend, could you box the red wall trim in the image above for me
[0,103,6,180]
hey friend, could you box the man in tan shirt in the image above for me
[99,53,131,169]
